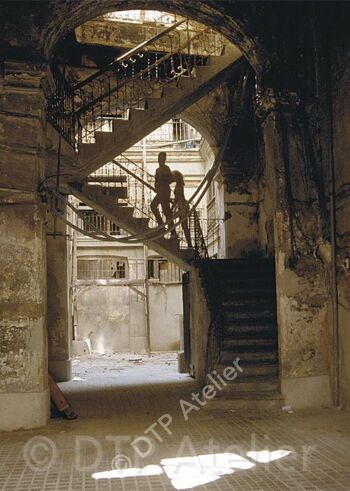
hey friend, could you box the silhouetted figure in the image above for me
[151,152,177,238]
[172,170,193,248]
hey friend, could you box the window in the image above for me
[148,258,182,283]
[80,210,124,236]
[78,257,128,280]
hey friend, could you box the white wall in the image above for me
[149,282,182,351]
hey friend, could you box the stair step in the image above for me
[224,325,277,338]
[220,289,276,300]
[223,310,276,322]
[220,379,279,393]
[204,395,283,410]
[223,338,278,350]
[215,390,281,400]
[84,184,127,199]
[222,299,276,310]
[220,351,278,364]
[134,217,150,229]
[201,275,275,288]
[86,175,127,184]
[94,131,116,146]
[216,363,278,378]
[112,119,129,133]
[199,258,274,266]
[222,344,278,354]
[129,108,149,121]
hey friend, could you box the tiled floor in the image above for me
[1,353,350,490]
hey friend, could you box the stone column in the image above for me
[47,210,72,382]
[257,88,332,408]
[0,62,50,430]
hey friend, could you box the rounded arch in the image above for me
[41,0,269,76]
[179,112,218,152]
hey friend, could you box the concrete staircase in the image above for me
[69,183,195,270]
[199,258,282,407]
[71,45,241,180]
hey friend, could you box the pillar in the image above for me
[257,88,332,408]
[0,61,50,430]
[47,211,72,382]
[221,116,260,257]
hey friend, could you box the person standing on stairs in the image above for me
[151,152,178,239]
[172,170,193,249]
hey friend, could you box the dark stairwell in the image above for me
[199,258,282,406]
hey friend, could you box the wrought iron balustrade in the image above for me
[46,18,227,147]
[84,156,209,258]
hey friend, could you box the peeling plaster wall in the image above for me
[261,109,332,407]
[224,180,260,258]
[332,41,350,407]
[188,268,211,383]
[275,249,330,379]
[0,60,50,430]
[0,204,47,392]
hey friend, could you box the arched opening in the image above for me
[44,6,279,420]
[42,1,267,76]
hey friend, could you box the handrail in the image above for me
[112,158,156,193]
[47,19,226,147]
[74,25,212,117]
[73,19,186,91]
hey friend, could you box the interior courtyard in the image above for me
[0,1,350,490]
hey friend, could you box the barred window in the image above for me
[78,257,128,280]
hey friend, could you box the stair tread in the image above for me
[213,391,282,400]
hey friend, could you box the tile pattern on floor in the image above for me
[0,353,350,490]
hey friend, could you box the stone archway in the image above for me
[40,0,268,77]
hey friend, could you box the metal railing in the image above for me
[83,156,209,258]
[145,119,202,148]
[79,210,125,237]
[46,19,226,148]
[105,10,179,26]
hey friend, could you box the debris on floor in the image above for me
[49,374,78,420]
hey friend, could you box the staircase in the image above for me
[76,49,239,178]
[46,19,241,182]
[69,181,197,270]
[199,258,282,407]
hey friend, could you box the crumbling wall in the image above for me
[188,268,211,382]
[224,181,260,258]
[332,37,350,408]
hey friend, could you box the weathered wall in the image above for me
[76,282,182,352]
[188,268,211,382]
[332,32,350,408]
[260,103,332,408]
[149,283,182,351]
[224,180,260,258]
[182,83,230,148]
[0,202,49,429]
[76,283,131,352]
[47,214,72,382]
[0,62,50,430]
